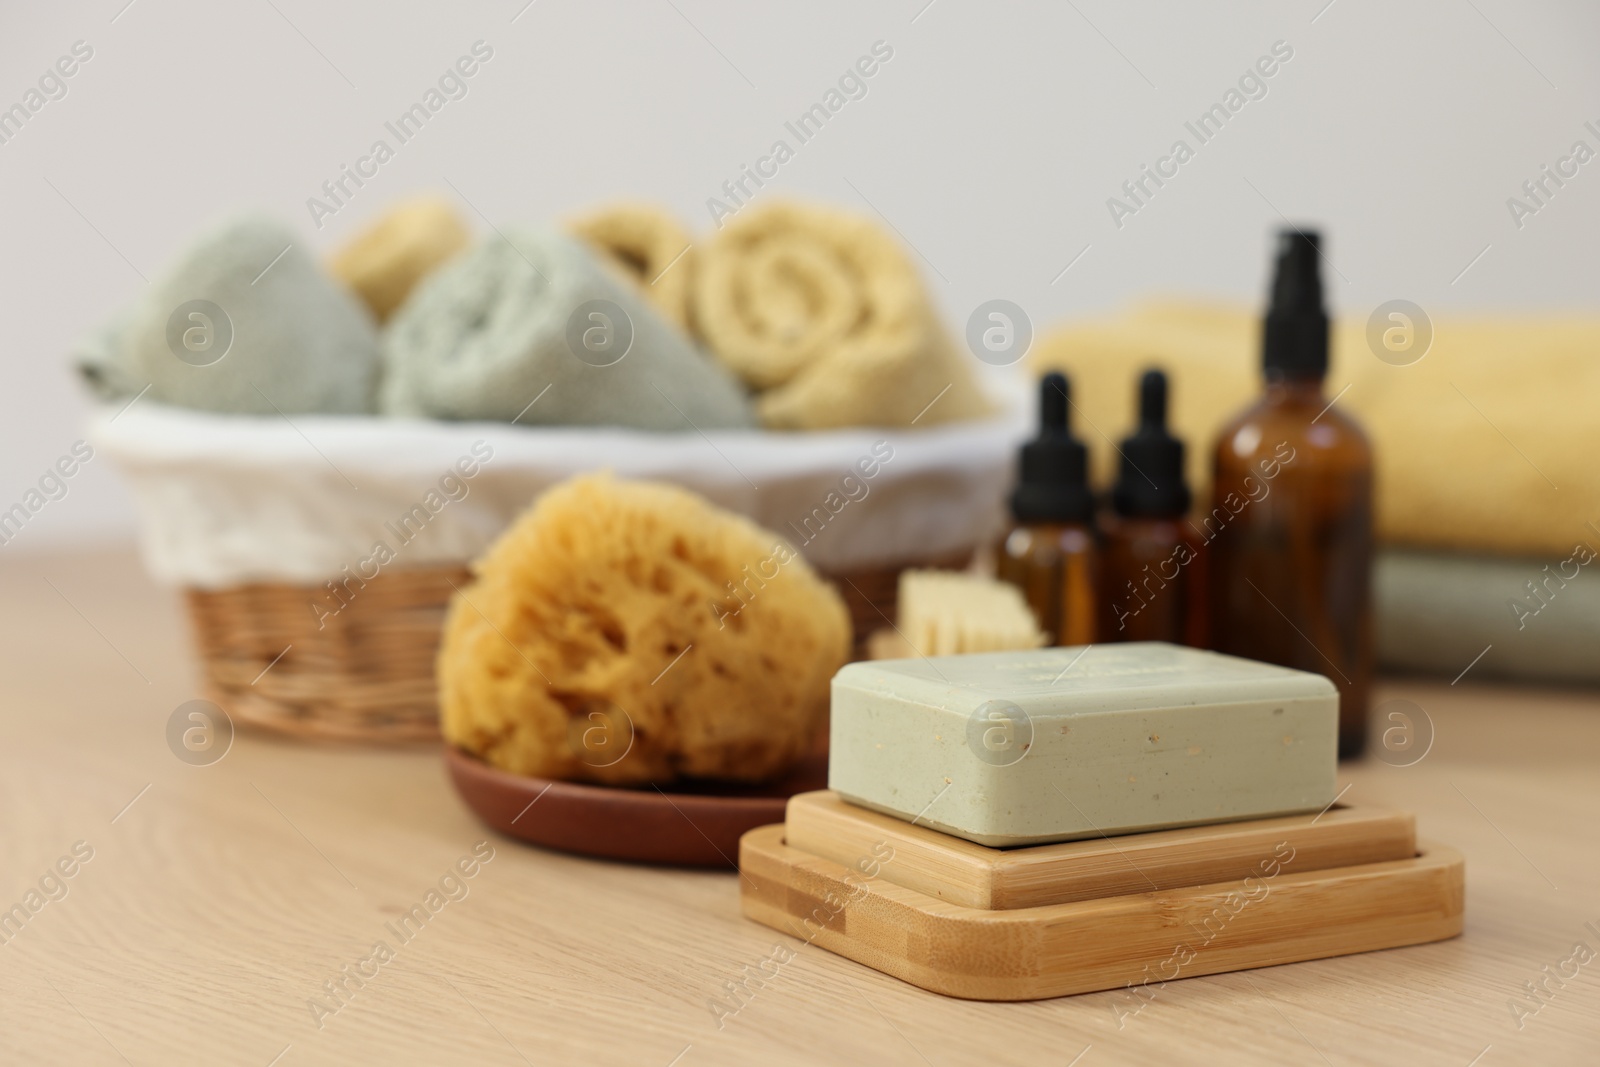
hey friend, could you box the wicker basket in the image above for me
[186,551,972,742]
[99,390,1023,743]
[186,565,471,742]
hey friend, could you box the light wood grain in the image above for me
[740,825,1464,1000]
[2,548,1599,1066]
[785,790,1416,909]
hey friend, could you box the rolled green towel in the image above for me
[75,214,381,414]
[1376,547,1600,685]
[380,227,755,430]
[74,306,142,402]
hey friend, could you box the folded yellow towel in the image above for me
[568,202,696,332]
[692,201,991,430]
[1032,301,1599,557]
[328,197,471,323]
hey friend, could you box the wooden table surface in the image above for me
[3,549,1597,1066]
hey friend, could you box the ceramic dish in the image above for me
[444,746,828,868]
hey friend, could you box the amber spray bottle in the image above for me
[996,372,1098,646]
[1099,369,1203,645]
[1207,229,1374,758]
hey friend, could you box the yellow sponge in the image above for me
[439,473,851,785]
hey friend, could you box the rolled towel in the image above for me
[329,196,471,323]
[74,306,142,402]
[380,227,755,430]
[691,201,991,430]
[75,214,380,414]
[1033,301,1600,558]
[568,202,695,332]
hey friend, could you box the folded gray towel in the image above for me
[1376,547,1600,685]
[75,214,380,414]
[380,227,754,431]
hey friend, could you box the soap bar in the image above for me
[828,642,1337,846]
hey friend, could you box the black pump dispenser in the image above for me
[1112,369,1190,518]
[1262,228,1328,380]
[1011,372,1093,524]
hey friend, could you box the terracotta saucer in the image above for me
[444,746,828,868]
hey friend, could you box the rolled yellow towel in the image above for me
[567,202,696,332]
[328,197,471,322]
[1032,300,1600,558]
[692,201,991,430]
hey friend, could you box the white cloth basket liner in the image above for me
[91,380,1029,589]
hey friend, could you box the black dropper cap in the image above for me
[1261,228,1329,380]
[1011,372,1093,524]
[1112,369,1190,518]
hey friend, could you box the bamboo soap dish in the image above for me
[739,791,1464,1000]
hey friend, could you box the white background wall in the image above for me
[3,0,1597,551]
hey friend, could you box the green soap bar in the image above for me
[828,642,1337,847]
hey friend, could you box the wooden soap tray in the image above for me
[739,791,1464,1000]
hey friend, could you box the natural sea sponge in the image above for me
[691,200,991,430]
[329,196,471,322]
[439,473,851,785]
[568,202,695,331]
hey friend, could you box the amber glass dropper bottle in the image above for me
[996,372,1098,646]
[1207,229,1374,758]
[1100,369,1202,645]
